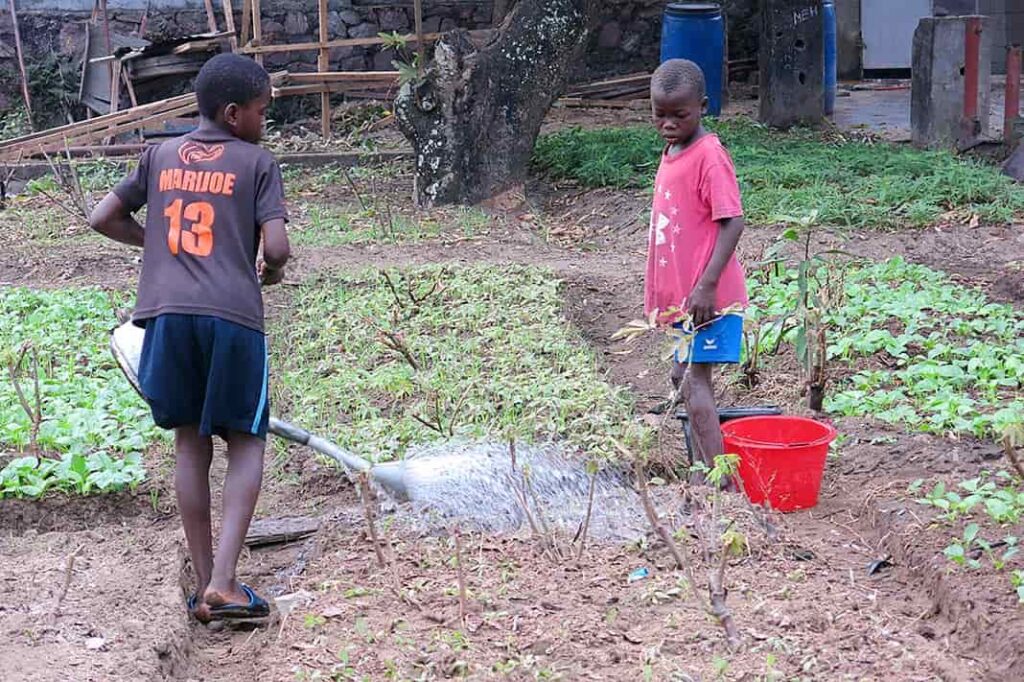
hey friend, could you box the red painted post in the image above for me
[1005,45,1021,143]
[964,17,982,124]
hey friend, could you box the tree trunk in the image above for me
[395,0,595,207]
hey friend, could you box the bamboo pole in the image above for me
[318,0,330,139]
[251,0,263,65]
[413,0,425,74]
[240,0,252,47]
[221,0,238,52]
[202,0,218,33]
[7,0,33,130]
[239,31,446,56]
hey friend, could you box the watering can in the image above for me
[109,322,413,499]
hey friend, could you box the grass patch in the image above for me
[291,203,490,247]
[0,287,159,498]
[533,120,1024,228]
[271,265,643,462]
[750,257,1023,438]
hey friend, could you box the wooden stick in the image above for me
[221,0,238,52]
[251,0,263,65]
[8,0,33,129]
[357,474,387,568]
[202,0,219,33]
[575,469,597,561]
[240,31,447,55]
[318,0,330,139]
[138,0,151,37]
[4,101,198,160]
[240,0,252,46]
[171,32,234,54]
[413,0,425,74]
[53,544,85,615]
[99,0,112,54]
[288,71,400,83]
[109,59,122,115]
[1003,435,1024,481]
[708,539,742,651]
[454,525,468,625]
[634,459,699,588]
[0,93,194,152]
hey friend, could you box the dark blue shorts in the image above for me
[138,314,270,440]
[672,313,743,364]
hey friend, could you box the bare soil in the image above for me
[3,126,1024,681]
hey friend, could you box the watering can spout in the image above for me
[367,462,409,500]
[111,322,411,501]
[268,418,372,474]
[267,418,408,498]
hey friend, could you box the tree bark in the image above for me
[395,0,595,207]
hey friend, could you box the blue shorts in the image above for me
[138,314,270,440]
[672,313,743,364]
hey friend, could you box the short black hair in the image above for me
[651,59,706,99]
[194,54,271,119]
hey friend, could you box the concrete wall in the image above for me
[911,14,993,148]
[835,0,861,79]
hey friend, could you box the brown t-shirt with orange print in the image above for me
[114,130,288,333]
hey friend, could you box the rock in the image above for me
[1002,144,1024,182]
[597,21,622,49]
[329,45,357,63]
[422,16,442,34]
[373,48,397,71]
[327,12,348,38]
[261,20,286,42]
[274,590,315,618]
[338,10,363,26]
[284,12,309,36]
[340,54,368,71]
[377,8,409,33]
[349,22,379,39]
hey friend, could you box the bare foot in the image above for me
[204,581,251,608]
[189,592,213,624]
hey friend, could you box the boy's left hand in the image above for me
[259,261,285,286]
[688,282,717,328]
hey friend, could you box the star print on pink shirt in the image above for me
[644,134,748,324]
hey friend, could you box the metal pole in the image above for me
[964,17,982,125]
[1005,45,1021,144]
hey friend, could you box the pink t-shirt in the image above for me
[644,133,748,324]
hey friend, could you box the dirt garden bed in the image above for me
[2,107,1024,681]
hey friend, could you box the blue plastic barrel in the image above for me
[823,0,837,115]
[660,3,725,117]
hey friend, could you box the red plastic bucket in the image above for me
[721,416,837,512]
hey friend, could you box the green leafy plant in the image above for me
[752,257,1024,439]
[533,122,1024,228]
[0,451,144,499]
[272,265,646,462]
[379,31,421,85]
[1011,569,1024,602]
[0,287,159,498]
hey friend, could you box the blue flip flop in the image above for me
[206,583,270,621]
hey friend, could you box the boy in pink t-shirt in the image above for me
[644,59,748,472]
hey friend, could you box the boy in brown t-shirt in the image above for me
[90,54,290,623]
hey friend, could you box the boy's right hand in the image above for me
[259,261,285,286]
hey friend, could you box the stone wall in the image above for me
[0,0,760,122]
[583,0,759,79]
